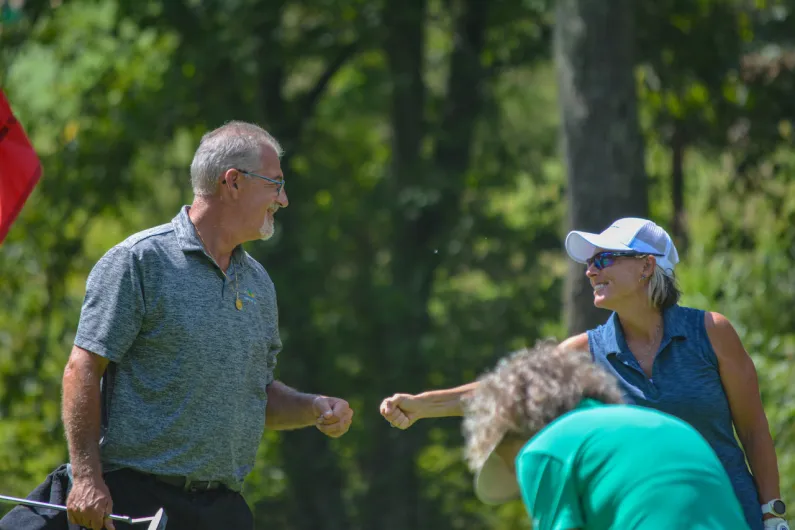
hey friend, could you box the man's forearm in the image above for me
[62,349,105,480]
[265,380,319,430]
[415,382,480,419]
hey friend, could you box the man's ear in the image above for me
[222,169,241,190]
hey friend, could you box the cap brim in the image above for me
[565,230,633,263]
[474,452,520,505]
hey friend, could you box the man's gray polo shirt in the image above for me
[74,206,282,491]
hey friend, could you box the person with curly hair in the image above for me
[381,218,787,530]
[463,341,750,530]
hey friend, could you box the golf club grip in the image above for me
[0,494,134,523]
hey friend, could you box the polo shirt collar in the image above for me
[604,305,687,359]
[575,398,604,411]
[661,304,688,342]
[172,206,245,265]
[173,206,203,253]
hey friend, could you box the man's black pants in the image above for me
[0,466,254,530]
[104,469,253,530]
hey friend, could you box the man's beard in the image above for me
[259,213,275,240]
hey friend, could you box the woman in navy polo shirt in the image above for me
[561,217,784,530]
[380,217,787,530]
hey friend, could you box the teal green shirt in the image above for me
[516,400,750,530]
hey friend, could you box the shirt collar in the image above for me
[602,312,624,356]
[661,304,688,342]
[172,205,245,265]
[173,206,203,253]
[575,398,604,411]
[604,304,687,358]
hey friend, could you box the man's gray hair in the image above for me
[190,121,283,196]
[462,340,624,473]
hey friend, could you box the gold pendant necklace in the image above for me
[194,223,242,311]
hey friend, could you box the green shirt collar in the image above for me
[575,398,605,411]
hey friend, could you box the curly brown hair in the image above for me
[462,340,624,472]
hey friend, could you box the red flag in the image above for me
[0,89,42,244]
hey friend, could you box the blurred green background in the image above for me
[1,0,794,528]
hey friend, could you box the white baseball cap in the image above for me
[565,217,679,277]
[473,450,520,505]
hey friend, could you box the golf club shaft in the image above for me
[0,494,136,523]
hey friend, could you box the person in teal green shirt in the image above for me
[462,341,751,530]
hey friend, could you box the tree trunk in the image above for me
[555,0,649,336]
[360,1,488,529]
[247,4,351,528]
[670,122,688,253]
[360,1,427,529]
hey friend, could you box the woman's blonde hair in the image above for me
[462,340,624,472]
[646,260,681,309]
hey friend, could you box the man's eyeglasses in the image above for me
[586,251,663,271]
[234,168,285,195]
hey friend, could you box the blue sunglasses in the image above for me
[586,251,663,270]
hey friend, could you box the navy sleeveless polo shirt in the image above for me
[587,304,762,530]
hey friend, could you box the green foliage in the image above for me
[672,145,795,498]
[1,0,794,527]
[637,0,795,154]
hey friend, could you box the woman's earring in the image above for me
[639,275,647,283]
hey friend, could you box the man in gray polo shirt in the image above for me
[58,121,354,530]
